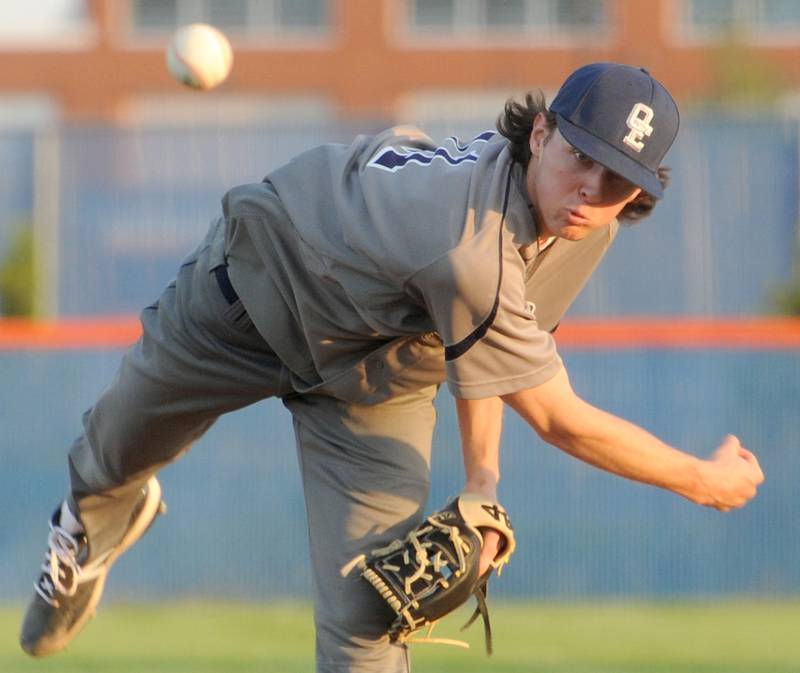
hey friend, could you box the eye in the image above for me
[571,148,592,164]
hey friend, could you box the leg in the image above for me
[22,229,290,656]
[68,232,291,555]
[285,387,438,673]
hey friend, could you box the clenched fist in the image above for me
[695,435,764,511]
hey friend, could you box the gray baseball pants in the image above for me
[66,227,437,673]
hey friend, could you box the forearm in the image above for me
[502,368,710,504]
[455,396,504,498]
[540,397,705,502]
[502,368,762,510]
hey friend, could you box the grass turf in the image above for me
[2,599,798,673]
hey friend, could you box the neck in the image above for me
[528,202,553,247]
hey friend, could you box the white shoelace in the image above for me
[34,521,84,607]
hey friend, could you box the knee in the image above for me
[314,586,409,673]
[312,531,417,672]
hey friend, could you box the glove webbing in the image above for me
[362,515,494,653]
[376,516,471,632]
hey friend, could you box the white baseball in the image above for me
[166,23,233,91]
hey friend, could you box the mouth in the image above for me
[566,209,591,225]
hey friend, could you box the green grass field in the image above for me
[2,600,798,673]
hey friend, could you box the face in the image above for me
[525,113,642,242]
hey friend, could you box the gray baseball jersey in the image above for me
[220,126,618,402]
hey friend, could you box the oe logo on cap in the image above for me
[623,103,654,153]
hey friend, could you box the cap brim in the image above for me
[555,114,664,199]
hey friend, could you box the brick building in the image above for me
[0,0,799,126]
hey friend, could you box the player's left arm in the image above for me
[455,395,507,575]
[457,396,503,498]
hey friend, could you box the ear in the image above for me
[529,112,550,159]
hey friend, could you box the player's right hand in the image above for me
[478,528,503,577]
[699,435,764,511]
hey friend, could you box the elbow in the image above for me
[510,400,569,447]
[501,391,566,448]
[501,370,584,449]
[526,408,584,453]
[533,421,569,449]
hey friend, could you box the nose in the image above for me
[579,165,606,203]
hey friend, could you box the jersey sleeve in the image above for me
[406,224,563,399]
[360,125,439,158]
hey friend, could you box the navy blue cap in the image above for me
[549,63,679,198]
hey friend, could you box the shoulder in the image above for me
[363,128,502,173]
[221,182,279,219]
[370,125,436,148]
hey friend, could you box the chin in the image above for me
[559,226,587,241]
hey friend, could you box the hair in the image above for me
[495,90,669,223]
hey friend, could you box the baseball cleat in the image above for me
[20,477,165,657]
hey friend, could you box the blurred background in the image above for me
[1,0,799,608]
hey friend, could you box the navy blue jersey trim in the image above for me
[214,264,240,305]
[444,168,513,362]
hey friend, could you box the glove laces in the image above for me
[34,520,85,607]
[394,517,495,653]
[401,577,493,653]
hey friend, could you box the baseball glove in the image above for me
[341,492,515,653]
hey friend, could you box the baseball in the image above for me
[166,23,233,91]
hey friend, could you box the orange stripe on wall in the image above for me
[0,317,142,350]
[1,316,800,351]
[556,318,800,349]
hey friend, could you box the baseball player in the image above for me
[21,63,763,673]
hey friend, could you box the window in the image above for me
[414,0,456,31]
[484,0,526,30]
[208,0,249,32]
[133,0,178,33]
[682,0,800,40]
[760,0,800,28]
[408,0,607,37]
[130,0,329,37]
[0,0,94,48]
[555,0,605,27]
[279,0,328,29]
[687,0,736,31]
